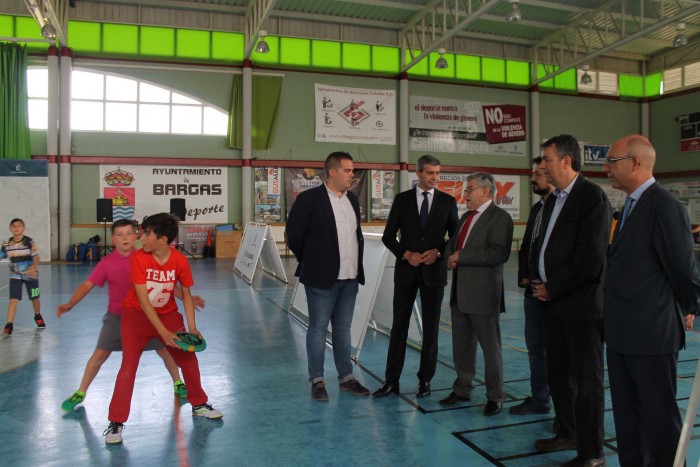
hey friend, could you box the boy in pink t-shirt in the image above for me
[56,219,204,412]
[104,213,221,445]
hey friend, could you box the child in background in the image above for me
[56,219,205,411]
[1,218,44,334]
[104,213,222,445]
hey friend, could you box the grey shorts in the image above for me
[96,312,163,352]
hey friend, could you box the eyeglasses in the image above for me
[465,185,485,193]
[604,155,633,166]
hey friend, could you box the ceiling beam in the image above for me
[244,0,277,59]
[400,0,502,72]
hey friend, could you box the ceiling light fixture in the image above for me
[41,23,57,41]
[506,0,522,22]
[435,48,448,69]
[674,22,689,47]
[255,30,270,54]
[580,64,593,85]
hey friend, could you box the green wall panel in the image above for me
[312,40,341,68]
[537,64,556,88]
[103,24,138,54]
[176,29,210,59]
[212,32,243,62]
[619,74,644,98]
[280,37,310,66]
[0,15,14,37]
[645,72,662,97]
[342,43,371,71]
[506,60,530,86]
[67,21,101,52]
[372,45,399,74]
[455,55,481,81]
[16,16,43,41]
[140,26,175,57]
[554,68,577,91]
[482,57,506,83]
[406,50,428,76]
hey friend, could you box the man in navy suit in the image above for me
[373,155,458,398]
[604,134,700,466]
[531,135,610,467]
[286,151,369,402]
[510,156,554,416]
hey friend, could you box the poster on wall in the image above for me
[0,160,51,261]
[99,165,228,223]
[284,167,368,221]
[315,83,396,145]
[594,181,626,213]
[408,172,521,219]
[370,170,396,221]
[254,167,282,223]
[409,95,526,156]
[680,112,700,153]
[582,142,610,166]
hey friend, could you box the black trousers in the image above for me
[544,313,605,459]
[607,349,681,467]
[384,276,444,384]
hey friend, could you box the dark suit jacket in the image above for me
[382,187,458,288]
[538,176,610,321]
[445,202,513,315]
[518,200,544,285]
[285,184,365,289]
[604,182,700,355]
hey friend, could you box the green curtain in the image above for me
[227,75,284,150]
[0,43,31,159]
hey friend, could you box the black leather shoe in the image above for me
[509,396,551,415]
[416,381,430,397]
[534,436,577,452]
[372,382,400,398]
[561,456,606,467]
[438,391,471,405]
[483,400,502,416]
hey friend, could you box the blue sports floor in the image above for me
[0,256,698,466]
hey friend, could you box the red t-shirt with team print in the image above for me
[122,248,194,315]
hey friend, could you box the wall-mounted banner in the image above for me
[370,170,396,221]
[254,167,282,223]
[409,96,526,156]
[99,165,228,223]
[408,172,521,219]
[285,167,368,221]
[680,112,700,153]
[582,142,610,166]
[0,160,51,260]
[315,84,396,145]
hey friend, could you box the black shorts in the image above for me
[9,278,40,301]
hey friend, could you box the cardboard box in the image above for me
[215,230,243,258]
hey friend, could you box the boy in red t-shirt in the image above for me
[104,213,222,445]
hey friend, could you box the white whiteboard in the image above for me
[234,222,287,284]
[259,227,288,283]
[289,233,388,359]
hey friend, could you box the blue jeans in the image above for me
[305,279,359,383]
[524,293,550,406]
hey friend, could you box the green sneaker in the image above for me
[174,380,187,398]
[61,390,85,412]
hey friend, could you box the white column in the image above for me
[242,60,253,224]
[530,89,540,159]
[58,47,72,257]
[47,46,60,259]
[399,72,409,191]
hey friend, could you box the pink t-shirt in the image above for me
[87,249,134,316]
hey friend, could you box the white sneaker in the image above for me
[103,421,124,444]
[192,403,223,419]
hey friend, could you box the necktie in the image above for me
[529,204,544,252]
[528,204,545,280]
[456,210,477,250]
[419,191,430,228]
[620,196,634,229]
